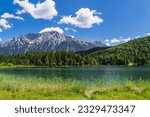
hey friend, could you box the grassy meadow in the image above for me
[0,75,150,100]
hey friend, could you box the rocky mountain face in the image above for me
[0,31,106,55]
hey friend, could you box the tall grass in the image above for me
[0,75,150,100]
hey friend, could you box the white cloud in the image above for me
[105,43,110,46]
[39,27,64,34]
[13,0,58,20]
[122,38,131,42]
[59,8,103,28]
[135,36,140,39]
[0,19,12,29]
[146,33,150,36]
[104,37,132,46]
[110,38,120,43]
[1,13,24,20]
[16,9,26,15]
[104,39,109,43]
[0,37,2,41]
[0,13,23,31]
[64,28,77,32]
[0,28,2,32]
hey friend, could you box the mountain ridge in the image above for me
[0,31,106,55]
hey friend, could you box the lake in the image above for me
[0,66,150,82]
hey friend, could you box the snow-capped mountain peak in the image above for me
[0,31,106,55]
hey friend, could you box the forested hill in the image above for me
[96,36,150,65]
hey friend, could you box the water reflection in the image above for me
[0,66,150,81]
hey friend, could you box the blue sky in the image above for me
[0,0,150,45]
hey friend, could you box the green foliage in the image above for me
[0,62,14,67]
[0,51,98,67]
[96,36,150,65]
[0,75,150,100]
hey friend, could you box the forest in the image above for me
[0,51,98,67]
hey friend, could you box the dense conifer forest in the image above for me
[0,51,98,67]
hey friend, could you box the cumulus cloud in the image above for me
[0,13,24,31]
[146,33,150,36]
[13,0,58,20]
[104,39,109,43]
[1,13,24,20]
[134,36,140,39]
[64,28,77,32]
[59,8,103,28]
[104,37,132,46]
[16,9,26,15]
[39,27,64,34]
[0,37,2,41]
[0,19,12,29]
[110,38,120,43]
[0,28,2,32]
[122,38,131,43]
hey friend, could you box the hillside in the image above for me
[77,47,111,54]
[96,36,150,65]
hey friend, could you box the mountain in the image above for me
[0,42,3,48]
[95,36,150,65]
[0,31,106,55]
